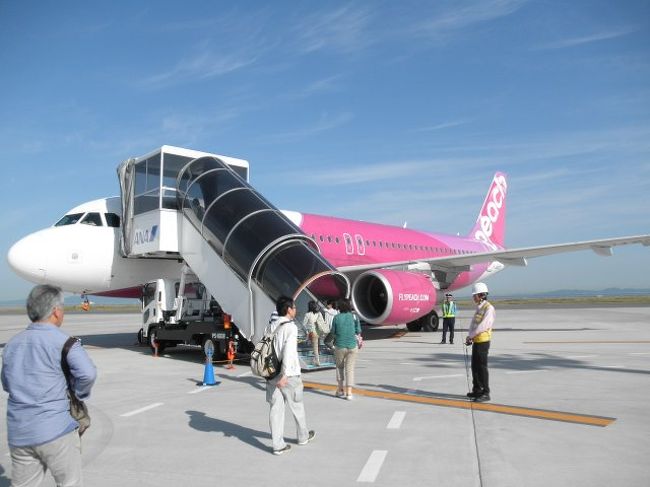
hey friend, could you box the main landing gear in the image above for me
[406,310,440,332]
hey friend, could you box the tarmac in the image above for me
[0,305,649,487]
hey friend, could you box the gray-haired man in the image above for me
[1,285,97,486]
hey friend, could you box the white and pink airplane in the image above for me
[7,166,650,331]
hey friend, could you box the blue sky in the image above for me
[1,0,649,301]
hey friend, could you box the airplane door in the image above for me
[343,233,354,255]
[355,234,366,255]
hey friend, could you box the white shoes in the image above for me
[298,430,316,445]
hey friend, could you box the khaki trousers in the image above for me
[10,429,82,487]
[334,347,359,389]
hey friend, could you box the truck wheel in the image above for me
[149,329,165,354]
[137,328,143,344]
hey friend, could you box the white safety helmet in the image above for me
[472,282,489,295]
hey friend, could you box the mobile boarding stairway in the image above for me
[118,146,349,369]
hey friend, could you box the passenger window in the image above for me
[80,212,103,226]
[105,213,121,227]
[55,213,84,226]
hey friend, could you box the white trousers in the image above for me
[10,429,82,487]
[266,375,308,451]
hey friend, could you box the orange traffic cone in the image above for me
[226,340,235,369]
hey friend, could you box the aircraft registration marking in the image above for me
[302,381,615,427]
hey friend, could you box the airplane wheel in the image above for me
[406,320,422,332]
[421,311,440,332]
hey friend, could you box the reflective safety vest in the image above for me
[442,301,456,318]
[471,301,493,343]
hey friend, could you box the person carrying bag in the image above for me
[61,337,91,435]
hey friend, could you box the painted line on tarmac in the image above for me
[188,386,213,394]
[387,411,406,429]
[566,355,596,359]
[630,352,650,355]
[413,373,464,381]
[357,450,387,483]
[303,381,616,427]
[506,370,546,375]
[120,402,164,417]
[523,340,650,344]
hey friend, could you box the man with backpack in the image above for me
[265,296,315,455]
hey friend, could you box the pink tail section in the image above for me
[469,172,508,249]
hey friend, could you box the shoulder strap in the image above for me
[61,336,79,387]
[269,319,290,338]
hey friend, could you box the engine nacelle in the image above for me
[351,269,437,325]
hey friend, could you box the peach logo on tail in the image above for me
[474,175,507,250]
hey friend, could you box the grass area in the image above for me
[455,295,650,308]
[1,295,647,316]
[0,304,141,315]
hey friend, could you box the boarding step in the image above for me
[298,340,335,371]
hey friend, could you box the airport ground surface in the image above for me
[0,306,648,487]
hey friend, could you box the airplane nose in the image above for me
[7,234,47,282]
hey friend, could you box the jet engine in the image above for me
[351,269,437,325]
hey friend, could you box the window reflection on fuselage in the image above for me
[80,212,103,226]
[55,213,83,226]
[54,211,121,227]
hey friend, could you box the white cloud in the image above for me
[141,47,258,88]
[417,120,471,132]
[413,0,527,39]
[533,27,638,50]
[261,112,354,142]
[289,75,344,100]
[292,5,374,54]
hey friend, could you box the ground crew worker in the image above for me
[440,293,457,344]
[465,282,495,402]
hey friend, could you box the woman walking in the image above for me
[325,298,362,400]
[302,300,327,366]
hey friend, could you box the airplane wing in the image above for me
[337,234,650,273]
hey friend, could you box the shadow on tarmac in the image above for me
[186,410,271,452]
[0,463,9,487]
[360,382,469,401]
[411,351,650,376]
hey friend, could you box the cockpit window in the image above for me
[105,213,121,227]
[80,212,103,226]
[55,213,84,226]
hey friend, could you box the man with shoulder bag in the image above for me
[1,285,97,486]
[265,296,315,455]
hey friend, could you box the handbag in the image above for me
[61,337,91,436]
